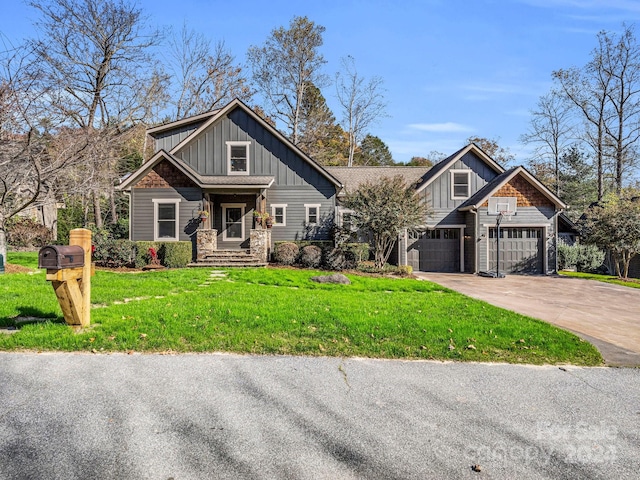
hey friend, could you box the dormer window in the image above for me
[451,170,470,199]
[227,141,250,175]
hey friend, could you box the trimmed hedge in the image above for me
[162,242,192,268]
[132,241,192,268]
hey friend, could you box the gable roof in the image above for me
[325,166,431,195]
[117,149,275,191]
[414,143,505,193]
[146,110,221,135]
[155,98,342,189]
[458,166,566,211]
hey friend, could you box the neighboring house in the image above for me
[119,99,566,274]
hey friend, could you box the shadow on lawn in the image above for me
[0,306,64,329]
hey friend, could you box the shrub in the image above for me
[6,217,53,248]
[558,242,605,272]
[324,247,357,271]
[576,244,606,273]
[299,245,322,268]
[162,242,192,268]
[91,229,135,267]
[134,241,159,268]
[344,243,370,262]
[396,265,413,276]
[274,242,299,265]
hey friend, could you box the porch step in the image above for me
[188,249,267,268]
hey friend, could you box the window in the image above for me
[338,208,355,231]
[152,199,180,241]
[305,204,321,224]
[221,203,245,241]
[450,170,470,199]
[226,141,250,175]
[270,204,287,226]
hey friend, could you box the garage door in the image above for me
[488,227,543,274]
[407,229,460,272]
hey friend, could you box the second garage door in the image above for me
[488,227,543,274]
[407,228,460,272]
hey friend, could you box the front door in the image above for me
[222,203,245,242]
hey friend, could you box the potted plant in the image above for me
[197,210,209,221]
[265,215,273,228]
[253,210,269,228]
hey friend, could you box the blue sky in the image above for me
[2,0,640,165]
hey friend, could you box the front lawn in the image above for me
[560,270,640,289]
[1,252,602,365]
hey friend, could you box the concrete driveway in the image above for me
[416,273,640,367]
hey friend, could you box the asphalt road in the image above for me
[1,353,639,480]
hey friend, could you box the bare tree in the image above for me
[599,25,640,193]
[550,27,640,200]
[335,56,388,167]
[167,25,253,120]
[0,46,85,263]
[520,91,574,195]
[247,16,327,145]
[26,0,167,227]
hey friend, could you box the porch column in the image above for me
[196,229,217,260]
[250,228,271,263]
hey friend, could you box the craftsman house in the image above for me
[118,99,566,274]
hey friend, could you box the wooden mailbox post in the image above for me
[39,228,94,327]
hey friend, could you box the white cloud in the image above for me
[408,122,474,133]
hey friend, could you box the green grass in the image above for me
[1,252,602,365]
[560,270,640,289]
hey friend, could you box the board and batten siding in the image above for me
[130,187,202,242]
[476,206,557,273]
[422,151,500,225]
[153,122,205,153]
[267,185,335,241]
[173,109,331,190]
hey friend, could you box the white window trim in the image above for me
[304,204,321,225]
[450,170,471,200]
[221,203,246,241]
[152,198,181,241]
[270,204,287,226]
[226,141,251,176]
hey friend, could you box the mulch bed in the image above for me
[4,264,34,274]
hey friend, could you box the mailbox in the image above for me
[38,245,85,270]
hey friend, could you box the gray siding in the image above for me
[154,123,204,152]
[175,109,331,189]
[476,206,557,273]
[422,151,499,225]
[131,187,202,242]
[267,185,335,242]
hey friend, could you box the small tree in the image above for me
[343,176,429,268]
[579,192,640,279]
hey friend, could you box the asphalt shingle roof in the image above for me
[325,166,431,193]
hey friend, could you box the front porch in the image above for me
[189,228,271,267]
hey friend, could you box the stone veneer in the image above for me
[250,229,271,263]
[196,229,217,260]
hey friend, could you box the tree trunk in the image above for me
[109,191,118,224]
[0,220,7,273]
[93,190,103,229]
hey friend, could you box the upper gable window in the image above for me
[451,170,470,199]
[227,141,250,175]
